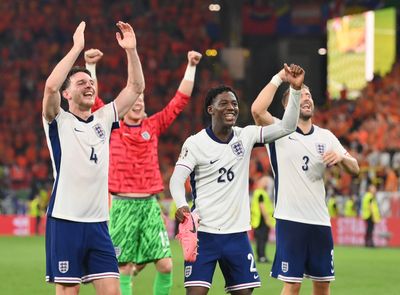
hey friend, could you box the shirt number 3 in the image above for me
[302,156,309,171]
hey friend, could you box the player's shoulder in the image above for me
[184,129,207,145]
[233,125,261,141]
[313,124,336,138]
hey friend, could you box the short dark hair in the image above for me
[281,84,310,107]
[204,85,238,116]
[60,66,92,98]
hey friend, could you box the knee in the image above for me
[283,282,301,294]
[155,258,173,273]
[119,262,135,275]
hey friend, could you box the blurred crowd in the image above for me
[0,0,399,218]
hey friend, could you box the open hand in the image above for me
[73,21,85,51]
[116,21,136,50]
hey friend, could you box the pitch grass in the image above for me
[1,236,399,294]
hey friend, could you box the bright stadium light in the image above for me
[318,48,327,55]
[209,4,221,12]
[205,49,218,57]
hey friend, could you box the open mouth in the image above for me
[224,113,236,120]
[83,91,94,98]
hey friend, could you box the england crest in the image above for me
[281,261,289,273]
[141,131,150,140]
[93,123,106,140]
[315,143,326,156]
[231,140,245,157]
[59,261,69,273]
[185,266,192,278]
[114,246,121,258]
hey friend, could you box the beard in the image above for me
[300,110,313,120]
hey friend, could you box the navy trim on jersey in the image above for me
[68,111,94,123]
[253,143,265,148]
[268,142,279,207]
[111,121,120,131]
[190,170,197,211]
[296,125,314,135]
[125,123,141,127]
[206,126,234,144]
[47,120,62,216]
[112,102,117,122]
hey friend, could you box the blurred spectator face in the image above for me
[124,94,145,123]
[63,72,95,109]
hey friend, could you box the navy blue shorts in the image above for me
[45,216,119,284]
[184,231,261,292]
[271,219,335,282]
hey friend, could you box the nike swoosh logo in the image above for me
[331,269,334,274]
[74,128,84,132]
[288,136,297,141]
[189,214,197,233]
[210,159,219,164]
[254,274,259,279]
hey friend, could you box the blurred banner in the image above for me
[0,215,45,236]
[1,215,399,247]
[331,217,400,247]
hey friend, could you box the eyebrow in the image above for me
[75,78,94,84]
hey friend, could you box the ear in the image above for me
[62,90,72,101]
[207,105,213,115]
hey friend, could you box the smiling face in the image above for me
[124,93,145,124]
[208,91,239,128]
[282,85,314,121]
[299,87,314,120]
[62,71,95,110]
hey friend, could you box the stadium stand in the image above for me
[0,0,399,224]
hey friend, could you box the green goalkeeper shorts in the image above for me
[109,195,171,264]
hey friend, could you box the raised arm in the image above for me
[261,64,304,143]
[113,21,145,119]
[177,51,202,96]
[251,67,288,126]
[42,21,85,122]
[84,48,103,98]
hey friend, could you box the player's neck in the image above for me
[297,118,312,133]
[124,117,143,125]
[211,125,233,142]
[69,105,92,121]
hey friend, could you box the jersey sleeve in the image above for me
[175,137,197,172]
[328,130,348,155]
[151,91,190,135]
[243,125,265,144]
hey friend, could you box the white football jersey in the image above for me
[43,102,118,222]
[176,126,264,234]
[267,122,347,226]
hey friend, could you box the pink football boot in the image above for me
[176,212,200,262]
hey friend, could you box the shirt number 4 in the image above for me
[90,147,98,164]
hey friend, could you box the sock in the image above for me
[153,272,172,295]
[120,274,132,295]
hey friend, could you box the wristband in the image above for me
[183,64,196,82]
[270,74,282,87]
[85,63,97,80]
